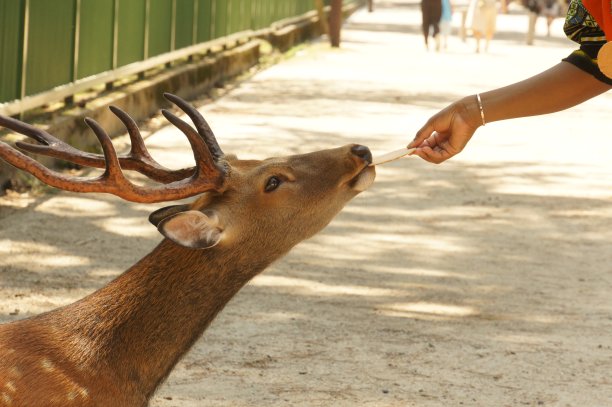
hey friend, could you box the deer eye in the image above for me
[264,176,282,192]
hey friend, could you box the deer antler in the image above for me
[0,94,227,203]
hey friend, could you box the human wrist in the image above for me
[457,95,485,130]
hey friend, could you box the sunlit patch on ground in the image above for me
[251,275,404,297]
[35,197,117,218]
[0,240,90,268]
[94,217,158,238]
[379,301,478,320]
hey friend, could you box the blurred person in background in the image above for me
[421,0,443,50]
[439,0,454,49]
[455,0,472,41]
[466,0,498,52]
[527,0,565,45]
[542,0,564,36]
[525,0,543,45]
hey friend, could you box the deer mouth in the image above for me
[349,165,376,192]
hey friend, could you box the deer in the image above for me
[0,93,376,406]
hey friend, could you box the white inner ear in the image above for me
[161,211,222,249]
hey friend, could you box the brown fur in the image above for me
[0,145,374,406]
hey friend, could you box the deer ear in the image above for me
[157,210,223,249]
[149,204,191,227]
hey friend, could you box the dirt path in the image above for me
[1,1,612,406]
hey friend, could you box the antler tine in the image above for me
[0,123,117,197]
[108,105,154,161]
[161,109,227,180]
[2,110,195,184]
[163,93,225,161]
[83,118,125,183]
[108,105,195,183]
[0,138,71,190]
[0,114,104,169]
[0,115,52,145]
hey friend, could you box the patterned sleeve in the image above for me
[563,0,612,84]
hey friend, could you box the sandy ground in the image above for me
[1,1,612,406]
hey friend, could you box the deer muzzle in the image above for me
[348,144,376,192]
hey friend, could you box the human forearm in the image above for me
[478,61,611,124]
[409,61,610,164]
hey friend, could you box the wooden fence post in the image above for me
[328,0,342,47]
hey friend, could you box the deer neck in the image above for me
[52,239,270,400]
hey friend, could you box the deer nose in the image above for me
[351,145,372,164]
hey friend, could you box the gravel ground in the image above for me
[1,1,611,406]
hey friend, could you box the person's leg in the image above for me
[440,21,450,49]
[474,30,482,52]
[484,8,496,51]
[430,0,442,51]
[460,10,468,41]
[546,16,553,36]
[433,22,441,51]
[421,1,431,48]
[527,11,537,45]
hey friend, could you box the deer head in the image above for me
[0,94,375,262]
[0,94,377,405]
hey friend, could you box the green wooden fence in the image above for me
[0,0,345,106]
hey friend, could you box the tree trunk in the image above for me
[329,0,343,47]
[368,0,374,12]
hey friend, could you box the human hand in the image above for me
[408,96,482,164]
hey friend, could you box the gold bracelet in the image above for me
[476,93,486,126]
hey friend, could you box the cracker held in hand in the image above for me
[370,147,416,166]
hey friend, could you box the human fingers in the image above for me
[409,104,456,149]
[414,144,452,164]
[416,131,451,150]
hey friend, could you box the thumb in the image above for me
[408,119,435,149]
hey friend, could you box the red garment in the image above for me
[583,0,612,40]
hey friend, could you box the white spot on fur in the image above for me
[40,358,55,372]
[1,392,12,404]
[67,385,89,402]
